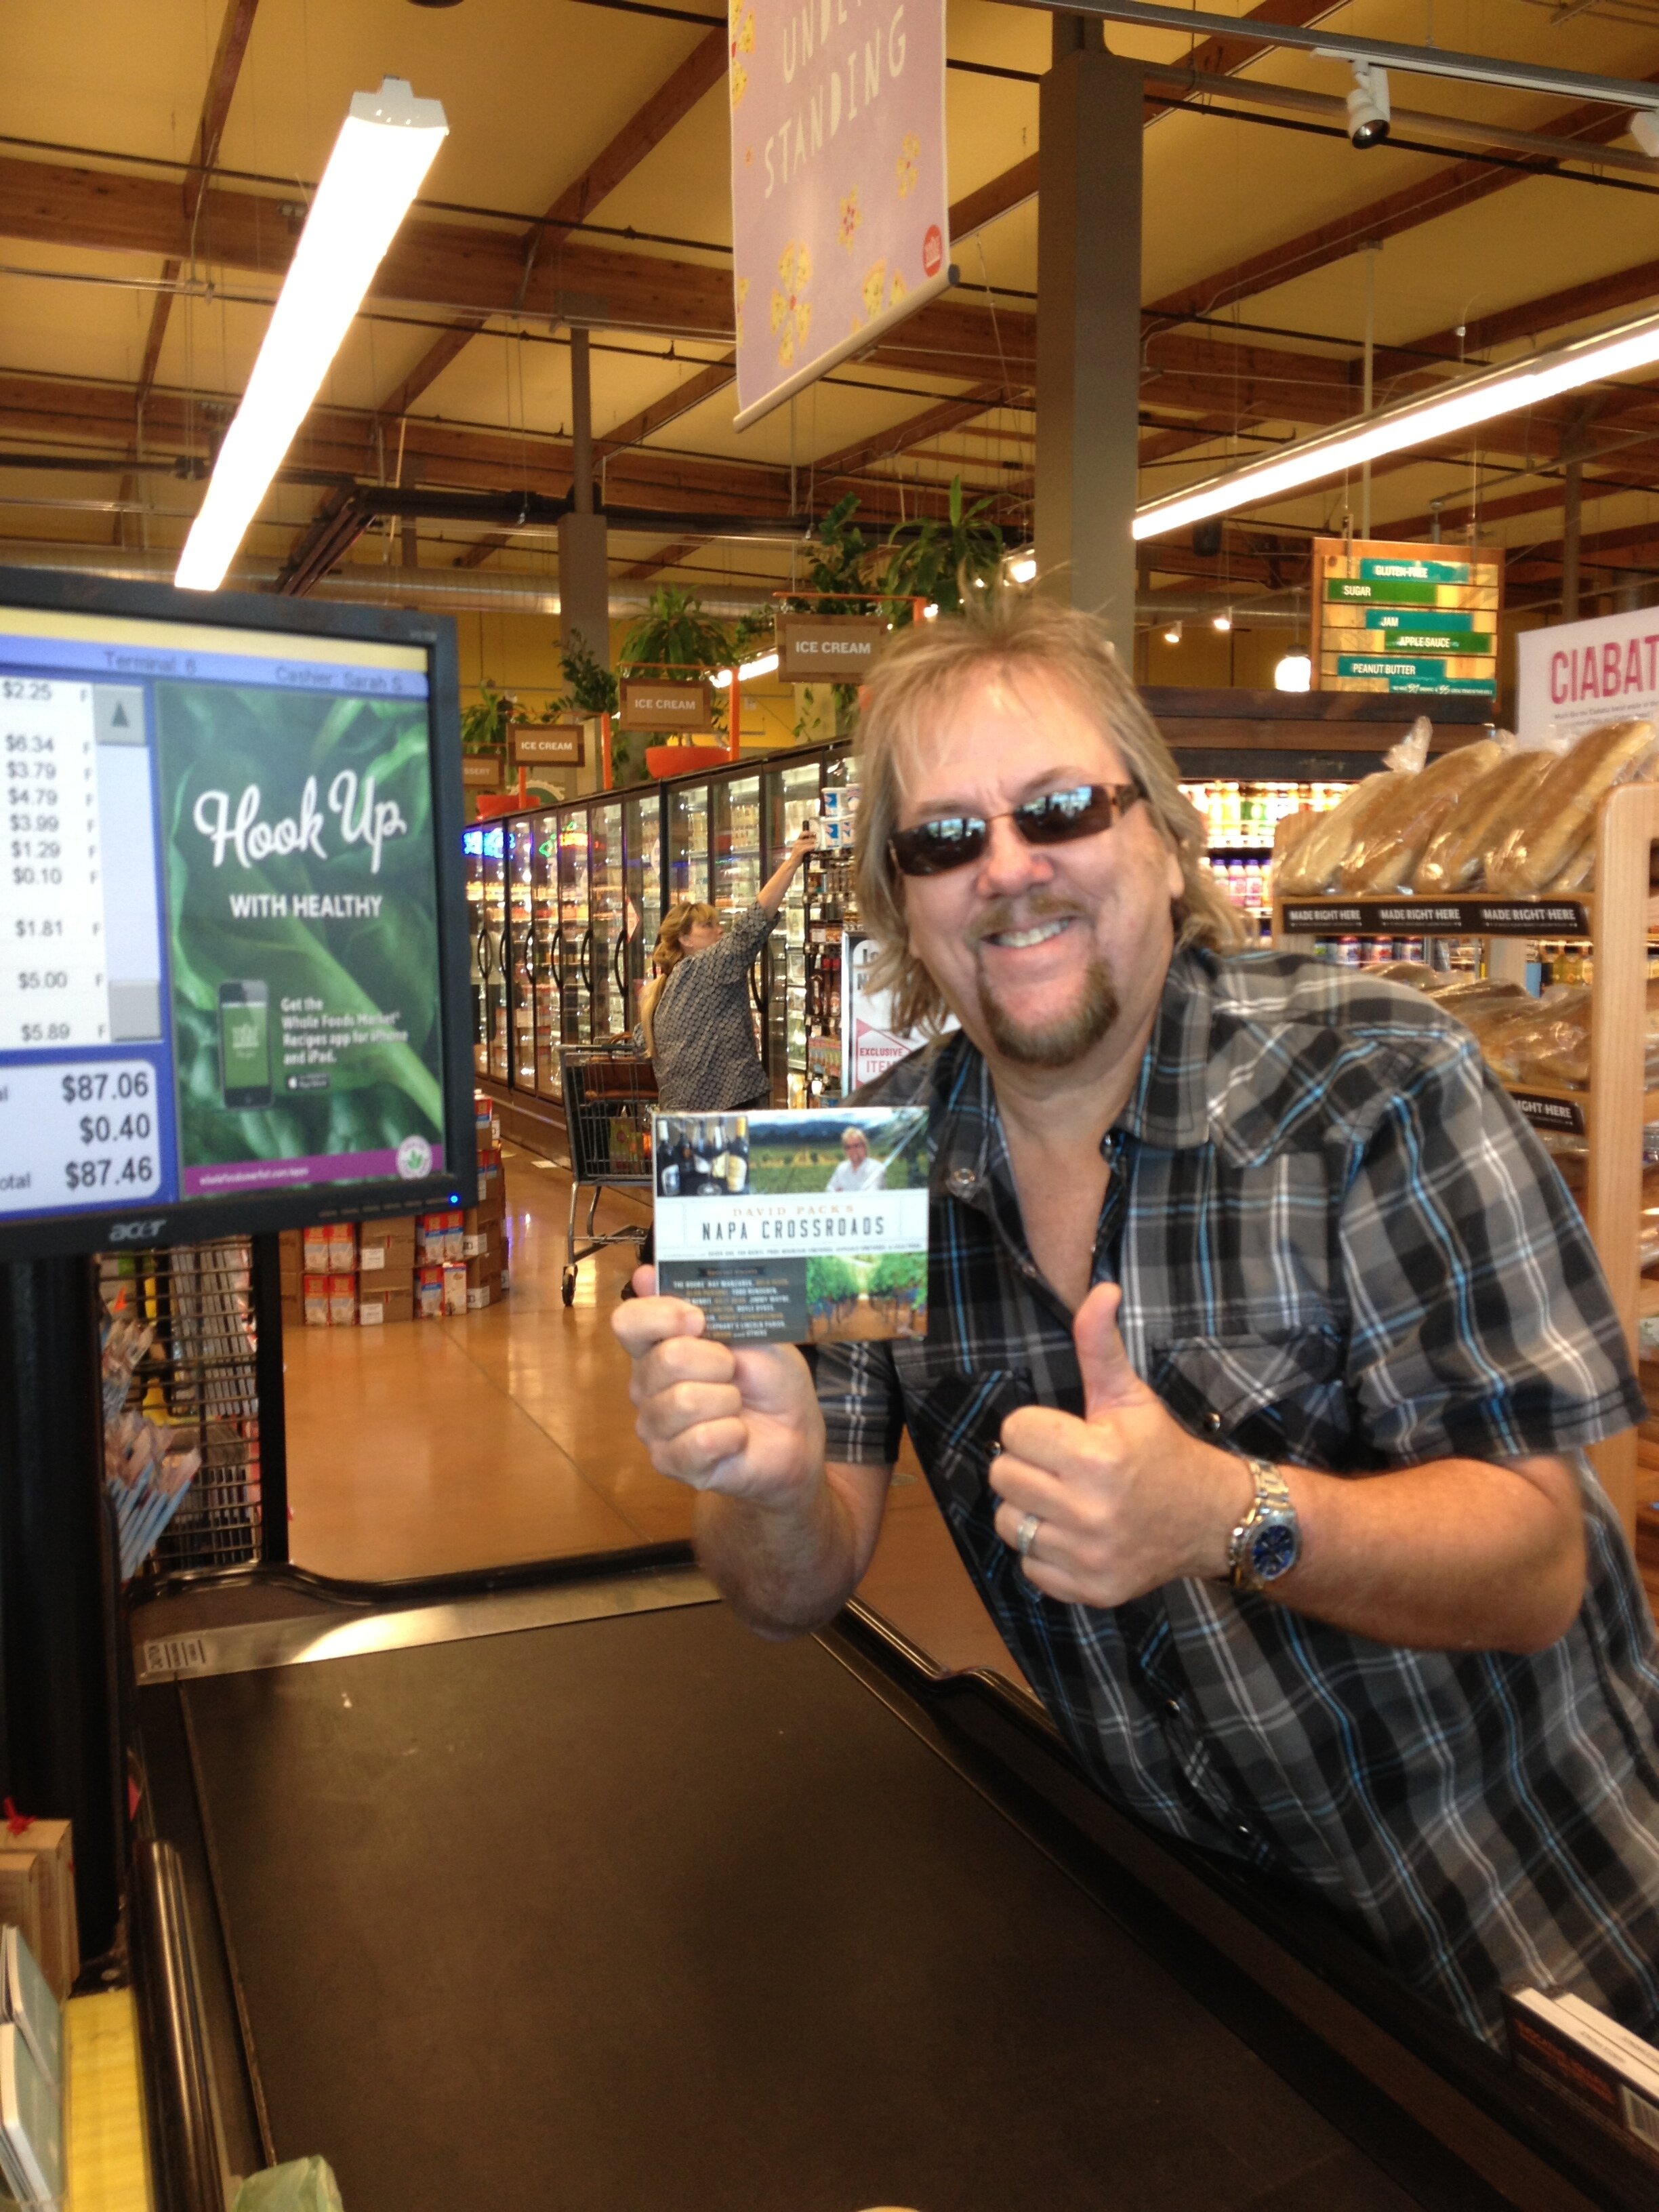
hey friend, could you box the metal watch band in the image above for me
[1228,1457,1300,1593]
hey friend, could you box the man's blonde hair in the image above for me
[853,591,1244,1037]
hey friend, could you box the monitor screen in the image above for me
[0,568,474,1257]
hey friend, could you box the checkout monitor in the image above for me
[0,567,474,1257]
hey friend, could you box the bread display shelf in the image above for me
[1275,781,1659,1535]
[1276,892,1659,939]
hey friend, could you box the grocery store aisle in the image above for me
[283,1146,1017,1677]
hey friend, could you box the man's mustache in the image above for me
[970,892,1090,947]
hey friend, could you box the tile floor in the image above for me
[283,1145,1017,1679]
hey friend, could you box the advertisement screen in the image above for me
[0,583,470,1253]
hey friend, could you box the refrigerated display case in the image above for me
[465,746,848,1141]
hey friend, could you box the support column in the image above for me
[1034,17,1143,657]
[558,326,611,671]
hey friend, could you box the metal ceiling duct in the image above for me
[0,541,1306,626]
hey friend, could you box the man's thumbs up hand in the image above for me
[1073,1282,1156,1423]
[989,1279,1252,1608]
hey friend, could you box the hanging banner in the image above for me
[1516,606,1659,743]
[1309,537,1501,697]
[729,0,951,431]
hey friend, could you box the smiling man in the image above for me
[614,591,1659,2050]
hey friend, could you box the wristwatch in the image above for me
[1227,1458,1301,1593]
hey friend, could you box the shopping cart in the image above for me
[560,1047,658,1305]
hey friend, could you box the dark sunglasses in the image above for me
[887,783,1142,878]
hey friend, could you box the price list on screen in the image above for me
[1,676,108,1050]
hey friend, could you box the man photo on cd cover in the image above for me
[617,590,1659,2056]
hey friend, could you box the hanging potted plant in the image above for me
[618,586,738,779]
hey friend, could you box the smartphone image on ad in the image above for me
[218,980,272,1109]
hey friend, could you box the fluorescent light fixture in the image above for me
[1133,298,1659,542]
[1275,652,1313,692]
[1007,551,1038,583]
[710,652,780,689]
[176,78,448,591]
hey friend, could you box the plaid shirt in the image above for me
[818,949,1659,2047]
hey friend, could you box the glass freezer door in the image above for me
[669,780,709,908]
[508,817,536,1091]
[479,823,509,1084]
[558,808,591,1046]
[623,790,662,1036]
[590,800,624,1042]
[767,760,821,1105]
[464,826,488,1078]
[531,809,561,1099]
[712,773,762,918]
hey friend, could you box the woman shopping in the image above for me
[627,825,816,1294]
[640,823,816,1112]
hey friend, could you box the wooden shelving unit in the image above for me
[1276,781,1659,1537]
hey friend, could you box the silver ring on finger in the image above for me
[1015,1511,1042,1561]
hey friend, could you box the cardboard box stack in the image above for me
[276,1097,509,1328]
[0,1819,76,2006]
[279,1216,419,1328]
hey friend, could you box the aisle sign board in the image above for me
[777,615,889,684]
[729,0,951,429]
[618,679,716,733]
[510,722,585,766]
[1311,536,1500,697]
[1516,605,1659,743]
[460,756,503,788]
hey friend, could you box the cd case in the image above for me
[653,1107,930,1345]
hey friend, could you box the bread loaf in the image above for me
[1412,750,1556,893]
[1338,739,1504,893]
[1485,719,1658,894]
[1275,774,1400,895]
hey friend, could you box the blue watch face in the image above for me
[1250,1521,1298,1581]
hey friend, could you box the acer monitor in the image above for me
[0,565,474,1257]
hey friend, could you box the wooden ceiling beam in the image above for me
[120,0,261,543]
[377,26,729,420]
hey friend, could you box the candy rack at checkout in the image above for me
[1275,776,1659,1538]
[279,1096,510,1326]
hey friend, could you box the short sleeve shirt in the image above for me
[816,949,1659,2047]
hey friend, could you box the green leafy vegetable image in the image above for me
[155,682,445,1179]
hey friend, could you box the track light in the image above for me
[1162,620,1183,646]
[1347,62,1391,148]
[1007,551,1038,584]
[1275,653,1313,693]
[177,79,448,591]
[1212,611,1233,632]
[1134,296,1659,542]
[1633,108,1659,158]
